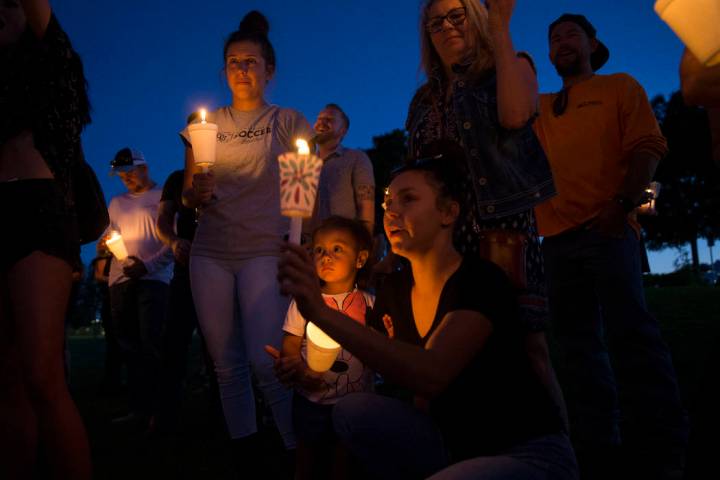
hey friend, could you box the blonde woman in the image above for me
[406,0,567,429]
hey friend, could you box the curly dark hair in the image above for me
[312,216,373,253]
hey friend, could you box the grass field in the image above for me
[66,286,720,479]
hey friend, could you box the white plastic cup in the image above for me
[305,322,341,372]
[188,122,218,171]
[106,231,128,261]
[655,0,720,66]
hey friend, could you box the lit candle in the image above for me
[296,138,310,155]
[305,322,341,372]
[106,231,129,261]
[188,107,218,173]
[638,181,661,215]
[655,0,720,66]
[278,138,323,244]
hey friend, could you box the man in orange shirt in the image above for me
[534,14,688,480]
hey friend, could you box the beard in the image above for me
[314,130,337,145]
[553,54,585,78]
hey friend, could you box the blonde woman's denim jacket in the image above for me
[406,71,556,219]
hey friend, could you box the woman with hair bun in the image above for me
[180,9,313,465]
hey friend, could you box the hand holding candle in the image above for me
[188,108,218,173]
[278,139,323,244]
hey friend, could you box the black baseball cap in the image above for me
[110,147,147,175]
[549,13,610,72]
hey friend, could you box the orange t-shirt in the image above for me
[533,73,668,237]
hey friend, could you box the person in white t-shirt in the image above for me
[104,147,173,430]
[179,10,313,469]
[266,216,374,480]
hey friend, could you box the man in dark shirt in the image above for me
[156,167,211,432]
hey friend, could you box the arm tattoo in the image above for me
[355,184,375,202]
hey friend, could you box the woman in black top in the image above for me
[0,1,91,478]
[276,153,577,479]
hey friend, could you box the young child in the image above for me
[269,216,375,479]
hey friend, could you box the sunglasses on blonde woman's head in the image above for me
[426,7,467,34]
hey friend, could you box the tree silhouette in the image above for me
[642,92,720,272]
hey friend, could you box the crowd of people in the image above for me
[3,0,715,479]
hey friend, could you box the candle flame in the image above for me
[200,109,207,123]
[107,231,122,243]
[296,139,310,155]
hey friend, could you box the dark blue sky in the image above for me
[54,0,709,271]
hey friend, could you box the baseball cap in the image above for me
[110,147,147,174]
[549,13,610,72]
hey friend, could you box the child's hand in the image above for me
[298,368,325,391]
[264,344,325,392]
[264,345,305,387]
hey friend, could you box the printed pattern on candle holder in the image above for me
[279,153,322,214]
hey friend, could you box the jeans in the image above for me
[190,255,294,447]
[542,224,688,462]
[333,393,577,480]
[427,435,577,480]
[109,279,169,417]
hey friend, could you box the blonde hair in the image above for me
[419,0,495,84]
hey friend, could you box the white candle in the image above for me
[278,138,323,244]
[305,322,341,372]
[106,231,129,261]
[655,0,720,66]
[188,107,218,173]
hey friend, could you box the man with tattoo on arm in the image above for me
[309,104,375,237]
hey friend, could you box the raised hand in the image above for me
[486,0,515,31]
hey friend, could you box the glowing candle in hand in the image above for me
[305,322,341,372]
[106,231,129,261]
[278,138,323,244]
[188,107,218,173]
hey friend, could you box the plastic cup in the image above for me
[188,122,218,171]
[655,0,720,66]
[305,322,340,372]
[106,231,128,261]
